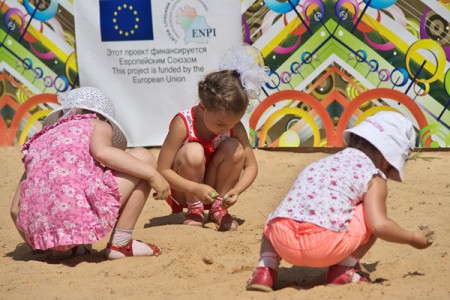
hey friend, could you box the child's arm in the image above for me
[157,116,217,204]
[89,119,169,200]
[363,176,433,249]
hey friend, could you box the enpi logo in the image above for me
[163,0,217,44]
[99,0,154,42]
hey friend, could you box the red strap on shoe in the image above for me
[326,265,370,284]
[107,240,134,257]
[186,207,204,217]
[209,204,237,231]
[107,240,162,257]
[185,201,204,218]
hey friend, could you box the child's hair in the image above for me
[347,133,382,163]
[198,70,249,115]
[199,43,269,115]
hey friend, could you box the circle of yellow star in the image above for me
[113,4,140,36]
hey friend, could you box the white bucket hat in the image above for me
[343,111,415,182]
[43,87,127,150]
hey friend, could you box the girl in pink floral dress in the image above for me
[10,87,170,260]
[246,111,434,292]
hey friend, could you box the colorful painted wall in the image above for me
[0,0,76,146]
[1,0,449,148]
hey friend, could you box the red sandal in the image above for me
[208,198,238,231]
[326,264,370,284]
[105,239,162,260]
[246,266,277,292]
[183,201,205,227]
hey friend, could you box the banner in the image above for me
[74,0,241,146]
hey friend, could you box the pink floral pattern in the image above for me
[17,114,121,250]
[268,148,386,232]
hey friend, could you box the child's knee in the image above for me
[179,143,206,167]
[10,206,18,224]
[219,138,244,162]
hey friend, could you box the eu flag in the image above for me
[99,0,154,42]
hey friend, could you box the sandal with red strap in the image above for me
[208,197,238,231]
[326,264,370,284]
[183,201,205,227]
[105,239,162,260]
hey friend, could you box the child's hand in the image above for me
[150,173,170,200]
[194,184,217,205]
[410,228,434,249]
[221,190,239,209]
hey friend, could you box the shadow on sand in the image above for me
[5,243,106,266]
[144,212,245,228]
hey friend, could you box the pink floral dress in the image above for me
[17,114,121,250]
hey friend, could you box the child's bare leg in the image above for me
[247,234,280,292]
[348,235,377,273]
[115,180,150,229]
[205,138,244,231]
[115,148,154,228]
[106,148,161,259]
[173,142,206,205]
[205,138,244,194]
[258,235,281,269]
[172,142,206,226]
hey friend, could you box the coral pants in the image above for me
[264,204,370,267]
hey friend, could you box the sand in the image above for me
[1,146,449,300]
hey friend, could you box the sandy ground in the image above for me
[0,146,449,300]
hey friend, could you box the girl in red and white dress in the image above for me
[157,44,269,231]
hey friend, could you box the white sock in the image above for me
[110,228,133,247]
[337,256,358,267]
[258,252,281,270]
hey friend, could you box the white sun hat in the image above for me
[343,111,415,182]
[43,87,127,149]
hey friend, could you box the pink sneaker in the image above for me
[326,264,370,284]
[246,266,277,292]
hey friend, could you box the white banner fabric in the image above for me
[74,0,241,146]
